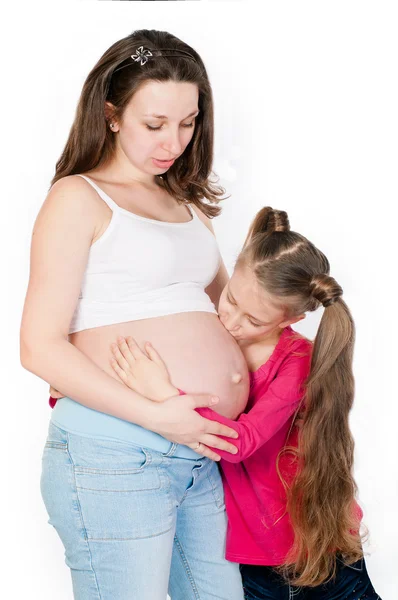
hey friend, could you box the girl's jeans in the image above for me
[240,558,380,600]
[41,421,244,600]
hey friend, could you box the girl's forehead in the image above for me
[229,268,284,320]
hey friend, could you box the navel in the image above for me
[231,372,243,384]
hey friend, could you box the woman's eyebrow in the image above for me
[143,110,200,119]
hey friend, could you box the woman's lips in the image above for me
[152,157,175,169]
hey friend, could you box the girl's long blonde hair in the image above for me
[240,207,363,587]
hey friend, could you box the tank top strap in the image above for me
[186,203,199,221]
[77,175,120,212]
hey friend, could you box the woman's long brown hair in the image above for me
[240,207,363,586]
[52,29,224,217]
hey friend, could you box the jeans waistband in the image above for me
[50,397,201,460]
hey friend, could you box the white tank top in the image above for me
[69,175,220,333]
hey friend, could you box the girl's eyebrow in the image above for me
[228,284,267,325]
[143,110,200,119]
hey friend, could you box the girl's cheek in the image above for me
[217,298,227,316]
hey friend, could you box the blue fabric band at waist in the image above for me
[51,397,201,460]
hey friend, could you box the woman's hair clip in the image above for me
[113,46,197,76]
[131,46,153,66]
[132,46,196,65]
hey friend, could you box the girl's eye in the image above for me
[227,295,235,305]
[182,122,195,128]
[249,321,263,328]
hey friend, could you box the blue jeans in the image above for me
[240,558,380,599]
[41,421,244,600]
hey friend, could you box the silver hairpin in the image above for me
[131,46,153,66]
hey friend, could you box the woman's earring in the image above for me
[109,122,115,130]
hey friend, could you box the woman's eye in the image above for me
[146,124,162,131]
[146,121,194,132]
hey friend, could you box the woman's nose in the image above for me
[162,129,182,155]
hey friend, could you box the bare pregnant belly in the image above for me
[70,312,249,419]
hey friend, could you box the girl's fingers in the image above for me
[116,337,137,365]
[125,336,146,360]
[111,343,130,371]
[110,359,128,383]
[144,342,166,366]
[49,386,64,399]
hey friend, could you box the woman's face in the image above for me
[218,266,302,344]
[112,80,199,176]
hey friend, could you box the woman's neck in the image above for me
[93,157,158,189]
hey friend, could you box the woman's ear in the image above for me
[104,102,119,131]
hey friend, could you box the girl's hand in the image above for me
[110,336,177,402]
[149,394,239,461]
[49,385,64,399]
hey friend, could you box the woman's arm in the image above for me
[20,176,150,420]
[205,261,229,310]
[20,176,238,458]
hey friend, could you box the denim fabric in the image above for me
[51,396,202,459]
[41,421,244,600]
[240,559,380,600]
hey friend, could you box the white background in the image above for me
[2,1,397,598]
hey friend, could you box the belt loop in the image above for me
[163,442,178,457]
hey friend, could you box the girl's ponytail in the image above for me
[284,295,363,586]
[243,207,290,247]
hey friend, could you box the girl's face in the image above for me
[218,266,304,344]
[111,80,199,177]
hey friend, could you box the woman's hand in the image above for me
[110,336,177,402]
[148,394,239,461]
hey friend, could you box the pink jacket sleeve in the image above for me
[196,352,311,463]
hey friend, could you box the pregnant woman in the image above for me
[20,30,248,599]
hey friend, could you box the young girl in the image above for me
[110,207,381,599]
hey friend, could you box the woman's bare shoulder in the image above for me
[47,174,101,205]
[39,174,111,226]
[31,175,110,246]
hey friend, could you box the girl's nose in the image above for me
[224,314,241,332]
